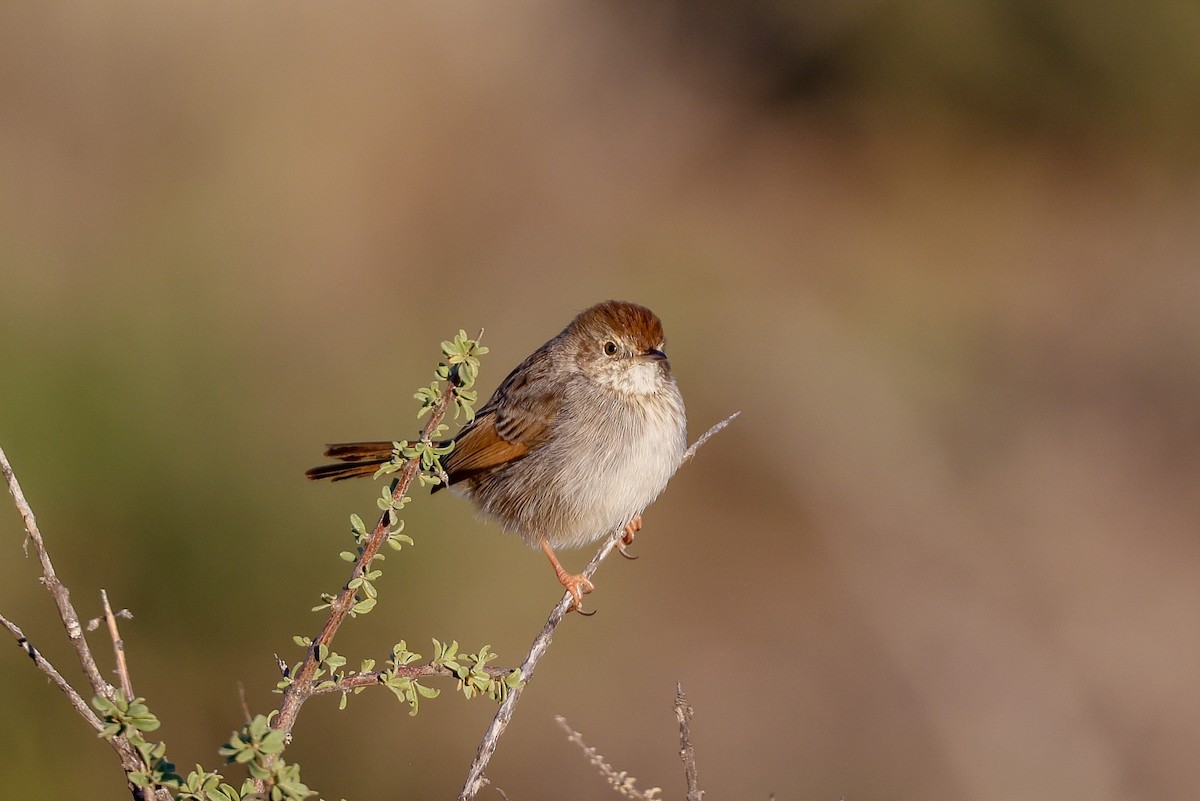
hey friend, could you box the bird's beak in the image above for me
[640,348,667,362]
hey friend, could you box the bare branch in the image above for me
[459,413,737,801]
[237,681,252,725]
[675,683,702,801]
[682,412,739,464]
[554,714,663,800]
[460,534,616,800]
[101,589,134,701]
[0,612,105,732]
[0,445,170,801]
[0,444,112,700]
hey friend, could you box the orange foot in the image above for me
[556,570,595,616]
[617,514,643,560]
[540,536,596,615]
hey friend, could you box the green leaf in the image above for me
[260,731,287,754]
[352,598,376,615]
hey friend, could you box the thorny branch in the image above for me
[458,412,739,801]
[1,445,171,801]
[269,376,463,741]
[0,445,110,699]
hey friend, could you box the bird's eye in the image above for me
[603,340,618,356]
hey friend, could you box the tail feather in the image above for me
[305,460,388,482]
[322,441,395,461]
[307,440,396,481]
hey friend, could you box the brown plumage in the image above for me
[306,300,687,612]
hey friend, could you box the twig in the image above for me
[682,412,739,464]
[269,377,462,742]
[458,413,738,801]
[460,535,617,800]
[554,714,663,800]
[0,612,105,732]
[101,589,134,700]
[0,445,170,801]
[0,445,112,700]
[307,663,511,695]
[237,681,252,725]
[675,683,702,801]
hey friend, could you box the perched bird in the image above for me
[307,300,688,613]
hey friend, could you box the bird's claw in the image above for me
[617,515,643,560]
[557,571,595,616]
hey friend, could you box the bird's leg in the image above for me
[616,514,643,560]
[539,536,595,615]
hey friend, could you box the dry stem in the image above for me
[1,445,170,801]
[0,611,104,732]
[554,714,663,800]
[101,589,135,701]
[0,445,111,699]
[675,683,702,801]
[458,412,738,801]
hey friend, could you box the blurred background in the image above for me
[2,2,1199,799]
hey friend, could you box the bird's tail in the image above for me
[305,441,395,482]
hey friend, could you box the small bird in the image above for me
[306,300,688,613]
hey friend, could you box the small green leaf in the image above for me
[353,598,376,614]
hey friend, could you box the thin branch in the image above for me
[682,412,739,464]
[307,663,511,696]
[237,681,252,725]
[674,683,702,801]
[101,589,134,700]
[554,714,663,800]
[0,445,170,801]
[459,413,738,801]
[0,444,112,700]
[270,377,463,742]
[0,611,105,732]
[460,534,617,800]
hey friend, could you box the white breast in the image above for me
[537,380,687,548]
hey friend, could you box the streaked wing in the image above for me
[440,414,533,481]
[441,341,563,485]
